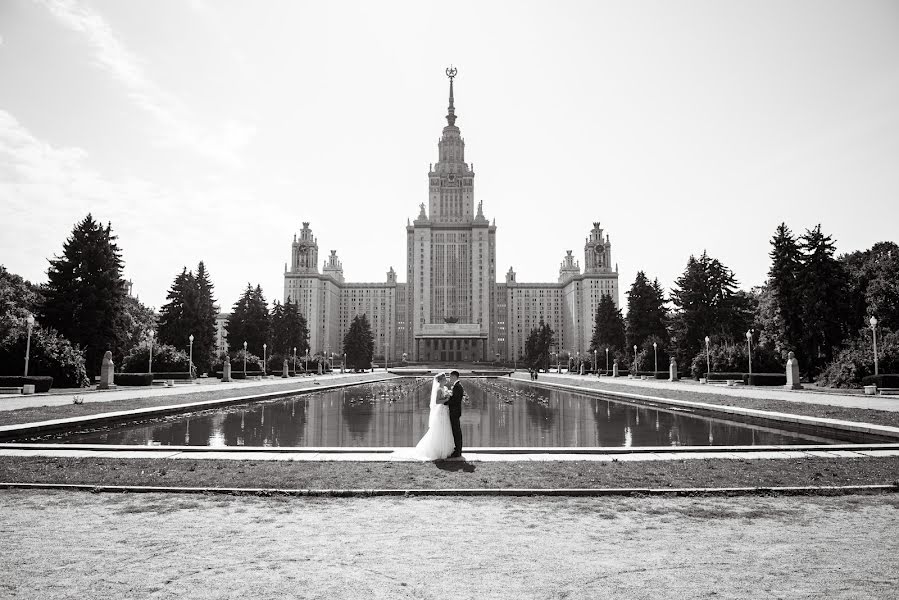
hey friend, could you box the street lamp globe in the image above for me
[870,315,878,328]
[26,314,35,327]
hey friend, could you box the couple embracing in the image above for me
[414,370,464,460]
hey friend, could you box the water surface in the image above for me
[42,379,837,447]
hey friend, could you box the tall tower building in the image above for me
[406,67,496,362]
[281,68,618,365]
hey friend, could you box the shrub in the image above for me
[743,373,787,386]
[0,376,54,392]
[114,373,154,386]
[690,342,783,379]
[818,328,899,388]
[267,353,293,374]
[212,350,264,372]
[0,323,89,388]
[121,343,189,373]
[861,374,899,388]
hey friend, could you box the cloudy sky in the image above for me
[1,0,898,315]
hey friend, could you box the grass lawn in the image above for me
[1,455,898,491]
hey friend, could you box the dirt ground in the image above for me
[2,491,898,599]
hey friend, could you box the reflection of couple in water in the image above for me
[414,370,464,460]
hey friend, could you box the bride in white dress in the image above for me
[413,373,456,460]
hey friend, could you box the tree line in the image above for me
[524,223,898,386]
[0,214,318,384]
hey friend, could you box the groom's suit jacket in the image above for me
[446,380,464,416]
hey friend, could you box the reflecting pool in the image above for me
[39,378,838,447]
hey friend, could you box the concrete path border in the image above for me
[2,481,896,497]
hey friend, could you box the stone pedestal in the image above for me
[318,363,323,375]
[669,358,679,382]
[99,350,116,390]
[22,384,35,395]
[579,363,585,376]
[222,362,232,382]
[612,360,619,378]
[282,359,289,378]
[785,351,802,390]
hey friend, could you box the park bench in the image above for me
[0,387,23,395]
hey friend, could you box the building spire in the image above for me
[445,66,457,126]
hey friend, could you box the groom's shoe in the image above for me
[449,451,462,458]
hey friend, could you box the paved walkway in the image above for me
[0,371,395,411]
[4,368,894,412]
[521,370,899,412]
[2,443,899,462]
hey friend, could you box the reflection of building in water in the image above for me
[283,70,620,362]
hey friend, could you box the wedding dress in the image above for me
[413,375,456,460]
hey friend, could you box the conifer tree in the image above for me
[625,271,668,349]
[269,300,287,356]
[343,314,374,371]
[524,319,555,370]
[589,294,626,355]
[157,268,197,351]
[193,261,218,373]
[797,225,850,373]
[226,284,270,357]
[282,297,310,357]
[766,223,804,360]
[669,251,744,364]
[41,214,127,379]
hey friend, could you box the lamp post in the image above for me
[304,348,309,374]
[633,345,638,373]
[385,340,388,372]
[653,341,658,374]
[704,336,710,381]
[293,347,297,375]
[263,343,267,375]
[343,352,347,374]
[188,334,194,379]
[243,341,247,376]
[148,329,155,374]
[605,347,609,373]
[870,316,879,376]
[746,329,753,378]
[23,314,35,376]
[594,349,598,377]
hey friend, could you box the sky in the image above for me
[1,0,898,315]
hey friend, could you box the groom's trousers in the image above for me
[449,410,463,454]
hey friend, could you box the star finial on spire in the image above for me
[445,66,457,126]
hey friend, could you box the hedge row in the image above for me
[147,372,193,380]
[114,373,154,386]
[0,376,54,393]
[743,373,787,386]
[706,372,746,381]
[214,371,265,380]
[861,374,899,388]
[632,370,668,379]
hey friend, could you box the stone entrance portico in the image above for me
[414,323,488,362]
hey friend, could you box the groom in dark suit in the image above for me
[444,370,464,458]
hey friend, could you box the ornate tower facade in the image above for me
[405,68,497,362]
